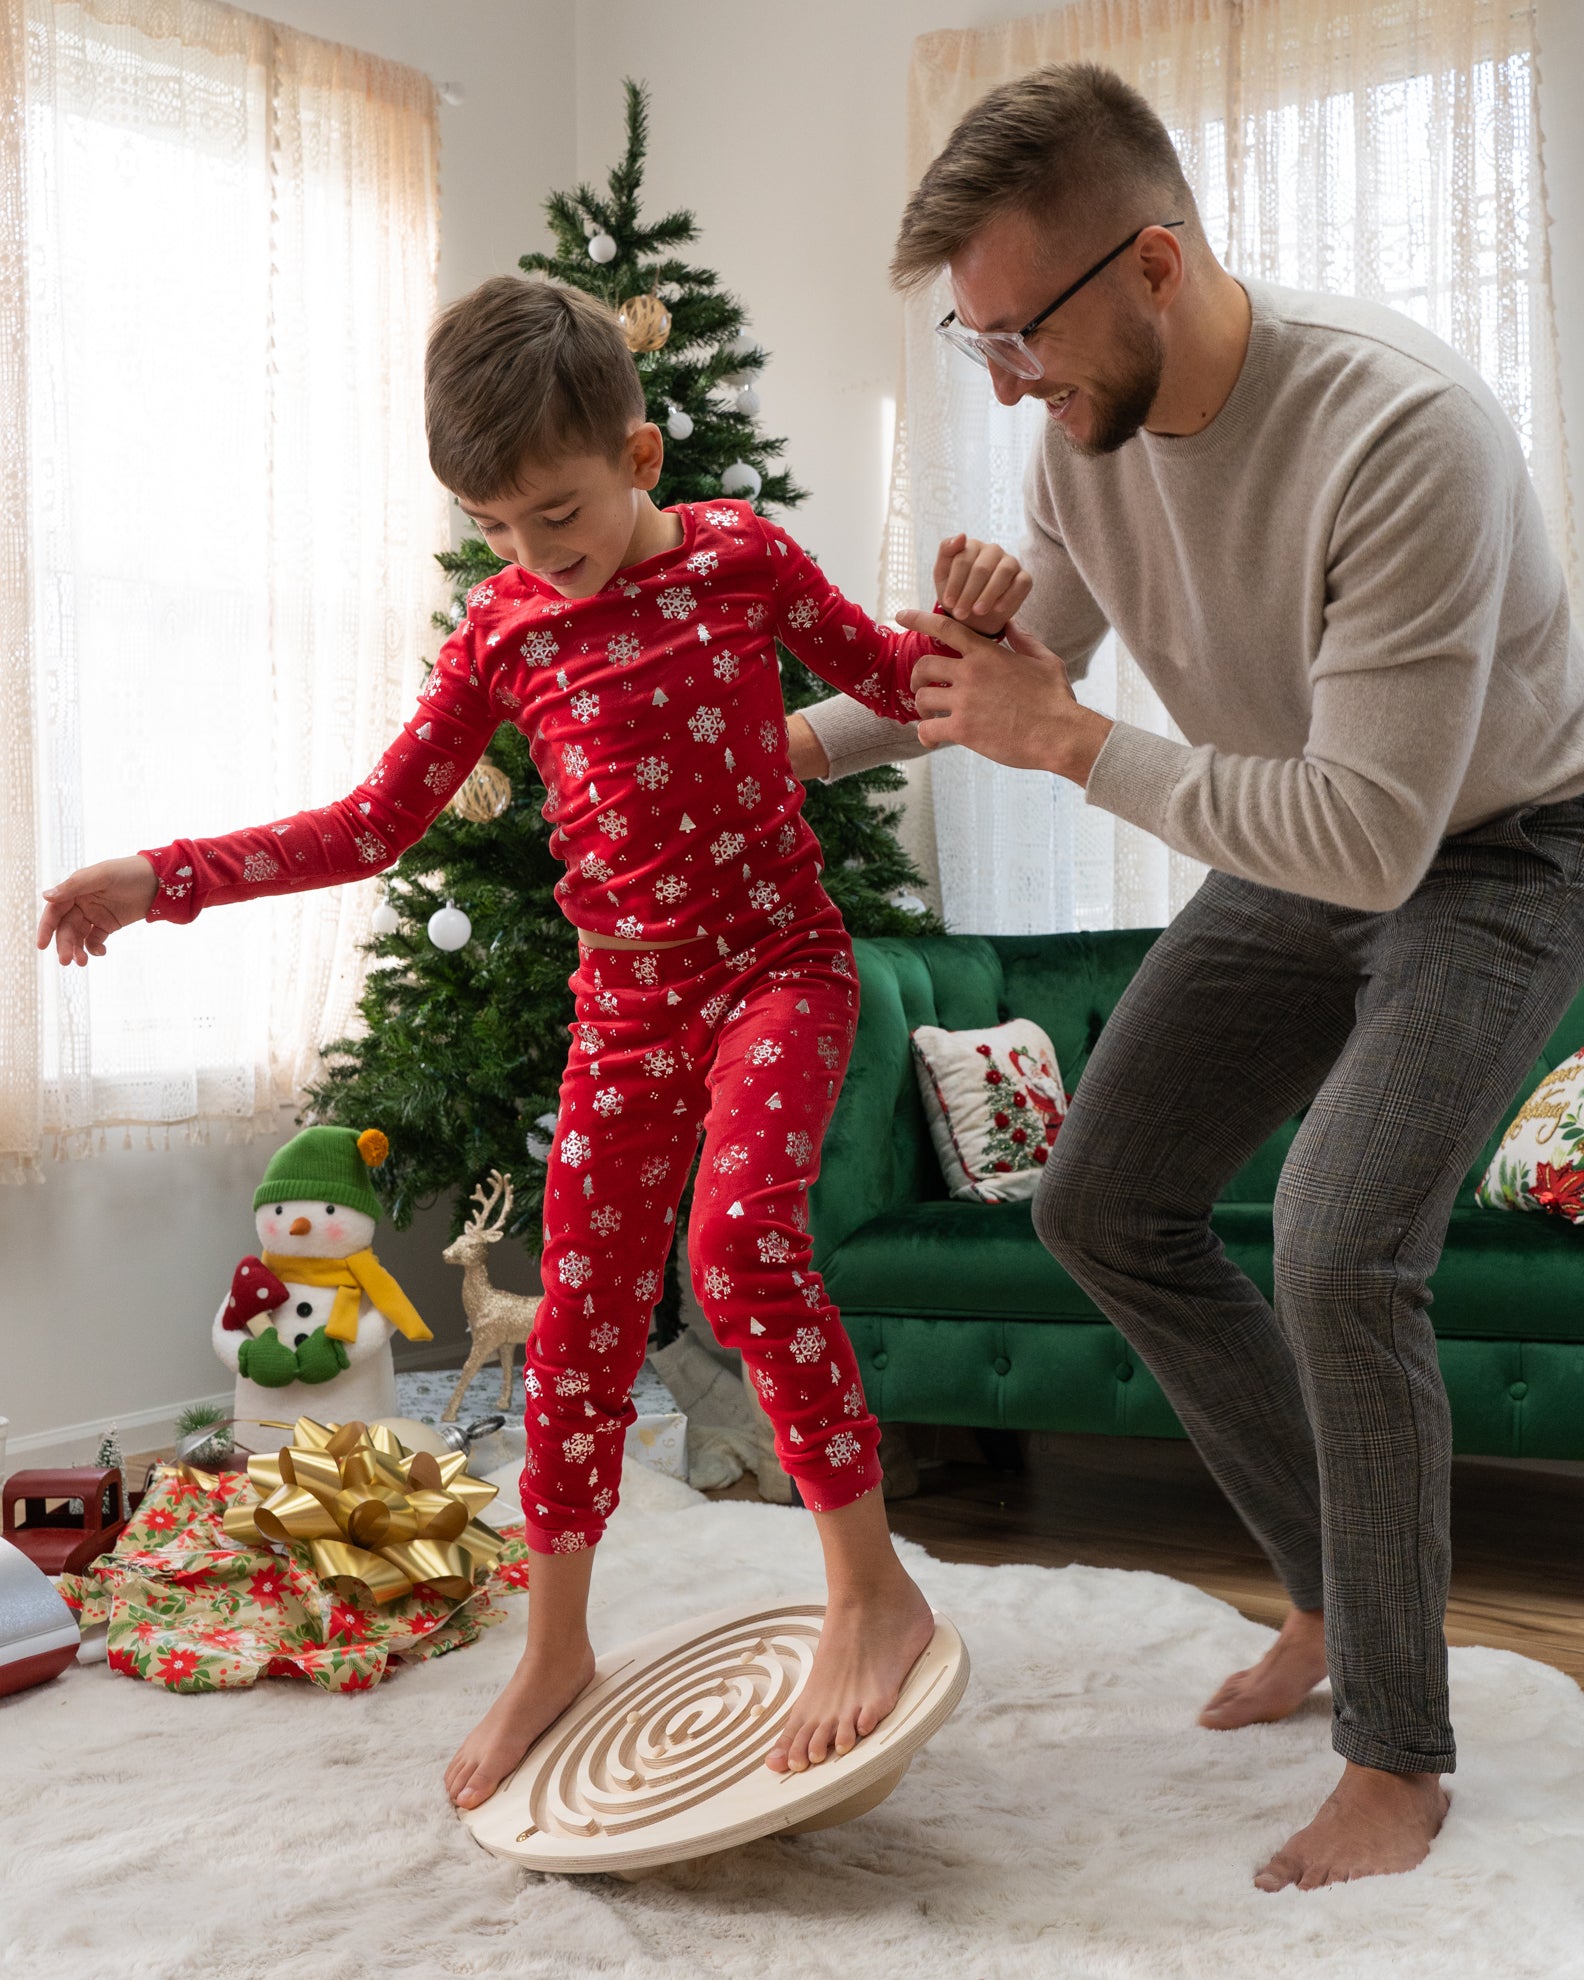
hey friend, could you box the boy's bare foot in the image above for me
[1199,1605,1328,1730]
[1254,1762,1449,1890]
[766,1568,936,1774]
[445,1640,596,1810]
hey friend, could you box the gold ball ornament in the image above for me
[619,291,672,354]
[449,756,513,822]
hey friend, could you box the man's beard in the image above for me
[1057,307,1164,457]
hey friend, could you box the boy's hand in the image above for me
[36,856,159,966]
[933,533,1033,636]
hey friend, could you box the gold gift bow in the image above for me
[220,1416,507,1605]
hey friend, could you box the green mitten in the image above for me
[294,1326,351,1386]
[237,1325,300,1389]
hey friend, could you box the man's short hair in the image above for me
[890,61,1199,291]
[425,276,647,501]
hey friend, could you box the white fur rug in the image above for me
[6,1462,1583,1980]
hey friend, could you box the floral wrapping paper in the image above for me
[56,1463,531,1693]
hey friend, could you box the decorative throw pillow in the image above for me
[910,1018,1068,1203]
[1475,1047,1584,1222]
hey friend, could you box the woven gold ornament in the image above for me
[619,291,672,353]
[450,756,512,822]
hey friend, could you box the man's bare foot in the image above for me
[1199,1605,1328,1730]
[1255,1761,1449,1891]
[444,1640,596,1810]
[766,1568,936,1774]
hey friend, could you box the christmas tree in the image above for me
[305,80,939,1294]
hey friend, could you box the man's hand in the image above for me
[899,613,1114,785]
[37,855,159,966]
[933,533,1033,635]
[785,711,830,782]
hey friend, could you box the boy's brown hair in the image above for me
[425,276,647,501]
[890,61,1199,291]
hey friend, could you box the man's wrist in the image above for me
[1048,707,1114,787]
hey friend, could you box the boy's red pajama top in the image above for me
[139,500,952,1550]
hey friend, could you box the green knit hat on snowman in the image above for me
[253,1126,390,1220]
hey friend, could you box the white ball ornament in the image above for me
[734,384,760,417]
[587,232,618,264]
[724,332,757,362]
[427,900,472,951]
[370,893,400,937]
[666,405,694,440]
[719,461,762,499]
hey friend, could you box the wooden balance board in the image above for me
[460,1599,969,1875]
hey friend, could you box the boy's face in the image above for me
[458,424,665,600]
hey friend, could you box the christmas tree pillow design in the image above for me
[910,1019,1068,1204]
[1476,1047,1584,1222]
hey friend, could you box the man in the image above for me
[789,61,1584,1891]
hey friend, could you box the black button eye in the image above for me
[295,1300,314,1318]
[275,1205,284,1215]
[325,1205,336,1216]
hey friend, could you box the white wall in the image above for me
[7,1,1584,1470]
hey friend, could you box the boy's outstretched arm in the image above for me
[755,512,1030,725]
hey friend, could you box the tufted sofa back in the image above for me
[812,930,1584,1253]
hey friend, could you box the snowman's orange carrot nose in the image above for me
[289,1216,312,1236]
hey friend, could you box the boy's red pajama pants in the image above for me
[520,901,884,1554]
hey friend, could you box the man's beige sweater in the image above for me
[803,279,1584,911]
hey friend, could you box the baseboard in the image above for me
[4,1388,234,1473]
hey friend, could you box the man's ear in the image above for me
[628,421,665,492]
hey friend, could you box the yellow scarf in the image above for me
[260,1248,432,1346]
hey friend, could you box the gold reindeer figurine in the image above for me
[440,1170,542,1421]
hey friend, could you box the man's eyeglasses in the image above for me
[936,221,1185,380]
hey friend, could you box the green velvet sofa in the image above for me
[810,931,1584,1460]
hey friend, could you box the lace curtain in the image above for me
[880,0,1574,936]
[0,0,444,1182]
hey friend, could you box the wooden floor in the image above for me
[846,1431,1584,1686]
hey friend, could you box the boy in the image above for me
[39,277,1029,1809]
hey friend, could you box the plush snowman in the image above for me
[213,1126,432,1455]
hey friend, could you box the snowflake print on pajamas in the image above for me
[560,1130,591,1168]
[563,743,588,779]
[657,586,696,620]
[615,916,644,939]
[581,853,613,883]
[737,776,761,808]
[552,1532,588,1554]
[634,1268,661,1303]
[469,582,496,608]
[570,690,599,724]
[654,873,687,906]
[689,706,726,744]
[817,1034,841,1068]
[801,1281,823,1307]
[423,761,457,794]
[555,1369,590,1397]
[785,595,819,631]
[704,506,737,528]
[790,1325,824,1364]
[526,1369,542,1397]
[714,1143,749,1176]
[758,1231,793,1264]
[242,852,280,883]
[757,722,781,754]
[642,1047,677,1078]
[559,1253,593,1290]
[786,1130,814,1167]
[748,881,780,911]
[593,1488,614,1515]
[639,1156,669,1187]
[710,831,745,864]
[590,1204,621,1235]
[576,1023,604,1054]
[686,550,719,577]
[713,650,740,683]
[827,1430,861,1467]
[600,810,629,839]
[632,953,659,986]
[635,756,669,791]
[593,1087,623,1118]
[755,1368,777,1401]
[590,1320,621,1355]
[703,1266,732,1302]
[777,821,798,855]
[745,601,767,630]
[607,632,640,662]
[701,992,730,1025]
[522,629,558,663]
[748,1039,783,1067]
[842,1382,864,1417]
